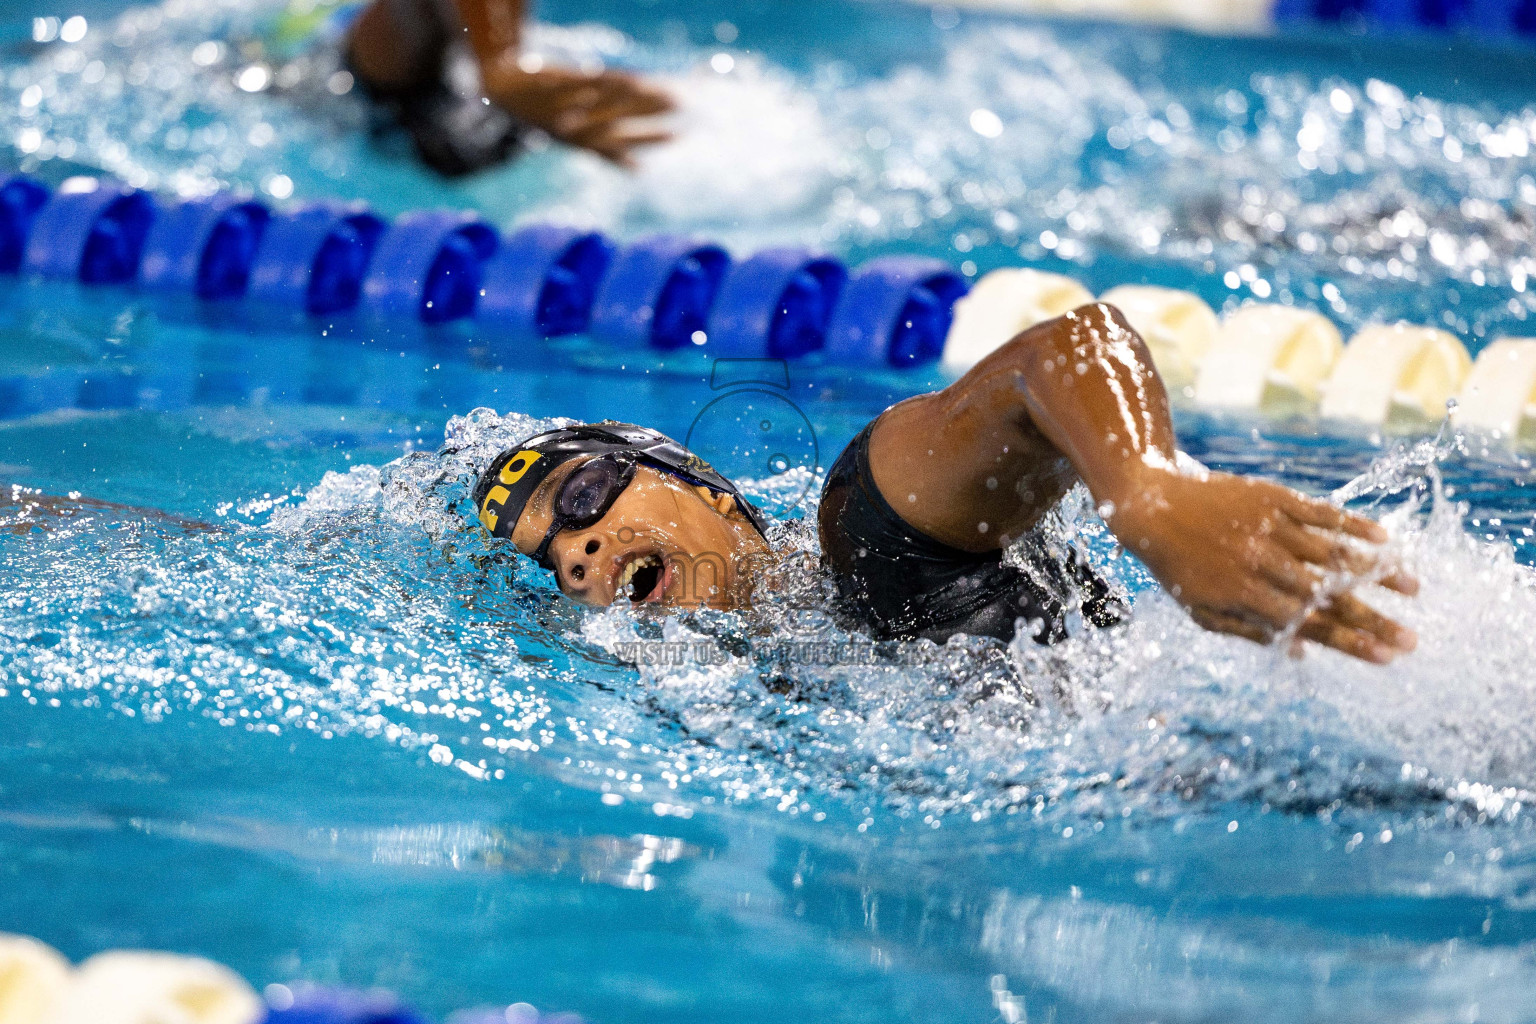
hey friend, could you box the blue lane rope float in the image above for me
[141,194,271,299]
[247,203,387,315]
[0,174,970,371]
[1468,0,1536,34]
[0,175,48,274]
[824,256,969,368]
[478,223,615,339]
[1275,0,1536,33]
[1366,0,1466,29]
[261,986,431,1024]
[23,182,155,284]
[360,209,498,324]
[588,235,732,350]
[707,247,847,359]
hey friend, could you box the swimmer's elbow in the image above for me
[1002,302,1154,377]
[989,301,1125,363]
[942,301,1155,415]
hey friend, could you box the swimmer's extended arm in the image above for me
[349,0,673,166]
[867,302,1418,664]
[459,0,674,168]
[2,488,212,535]
[450,0,524,57]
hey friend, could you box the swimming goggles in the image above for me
[527,453,642,570]
[473,422,770,555]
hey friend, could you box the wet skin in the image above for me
[869,302,1417,664]
[508,460,771,609]
[347,0,674,166]
[512,303,1419,665]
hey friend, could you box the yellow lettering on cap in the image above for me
[478,484,512,533]
[479,452,542,535]
[499,450,543,486]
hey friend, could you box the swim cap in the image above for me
[472,421,770,542]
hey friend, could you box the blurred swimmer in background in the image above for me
[298,0,675,175]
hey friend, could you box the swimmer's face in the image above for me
[510,457,772,609]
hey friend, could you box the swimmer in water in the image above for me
[337,0,673,175]
[474,303,1420,664]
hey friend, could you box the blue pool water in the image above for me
[5,2,1536,1022]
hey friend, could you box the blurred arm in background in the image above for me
[346,0,673,168]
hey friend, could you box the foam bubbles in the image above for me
[4,411,1532,831]
[629,63,836,227]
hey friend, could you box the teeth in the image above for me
[619,554,660,592]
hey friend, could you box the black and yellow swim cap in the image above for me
[472,421,770,541]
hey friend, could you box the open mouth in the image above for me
[618,552,665,603]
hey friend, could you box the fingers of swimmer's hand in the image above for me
[582,69,675,108]
[548,103,634,138]
[572,98,672,130]
[599,133,674,167]
[555,124,629,163]
[559,84,609,111]
[549,110,596,136]
[568,129,662,168]
[1324,592,1417,653]
[629,89,675,115]
[604,129,673,159]
[1379,569,1420,596]
[1279,490,1388,543]
[1274,517,1376,576]
[590,85,673,118]
[1190,606,1274,646]
[562,75,666,115]
[565,118,671,160]
[593,143,640,169]
[1297,610,1394,664]
[501,69,671,118]
[1274,518,1419,598]
[519,78,605,115]
[618,128,673,145]
[1256,546,1322,600]
[1297,598,1414,664]
[558,118,633,157]
[1227,579,1307,632]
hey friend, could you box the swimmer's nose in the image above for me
[554,532,608,602]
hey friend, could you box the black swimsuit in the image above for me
[817,426,1125,645]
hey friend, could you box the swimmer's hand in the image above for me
[861,301,1417,664]
[1106,466,1419,664]
[350,0,672,166]
[482,60,675,167]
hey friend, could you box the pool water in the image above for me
[4,2,1536,1022]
